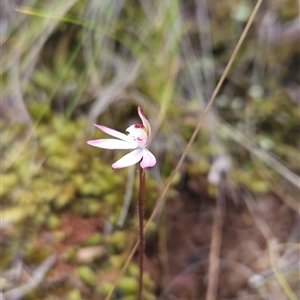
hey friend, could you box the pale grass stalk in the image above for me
[205,186,225,300]
[196,0,216,97]
[14,0,78,83]
[88,62,140,125]
[268,240,298,300]
[244,193,297,300]
[3,255,56,300]
[221,121,300,189]
[151,58,179,140]
[116,165,135,227]
[104,1,264,299]
[251,155,299,213]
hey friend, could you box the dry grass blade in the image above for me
[221,121,300,189]
[104,0,264,299]
[206,186,225,300]
[268,240,298,300]
[3,254,56,300]
[116,165,135,227]
[244,193,298,300]
[251,155,299,213]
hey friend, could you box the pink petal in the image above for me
[140,148,156,169]
[112,148,143,169]
[94,124,133,142]
[137,107,151,138]
[87,139,137,149]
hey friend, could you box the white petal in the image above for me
[140,148,156,169]
[138,107,151,138]
[112,149,143,169]
[94,124,133,142]
[87,139,137,149]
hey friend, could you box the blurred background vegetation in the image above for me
[1,0,299,299]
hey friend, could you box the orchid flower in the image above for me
[87,107,156,169]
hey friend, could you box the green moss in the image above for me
[117,277,138,295]
[71,173,85,189]
[72,198,103,216]
[2,207,27,224]
[142,291,157,300]
[42,188,61,203]
[143,273,156,292]
[64,247,76,263]
[126,263,139,278]
[97,281,114,296]
[76,266,96,286]
[79,182,102,196]
[4,1,298,298]
[28,102,51,121]
[67,289,82,300]
[52,230,66,242]
[46,214,61,229]
[236,170,270,193]
[54,183,76,208]
[145,221,157,239]
[104,193,120,205]
[109,255,125,269]
[121,297,137,300]
[24,245,51,265]
[0,173,18,196]
[85,233,103,246]
[42,136,70,156]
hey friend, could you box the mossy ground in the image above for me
[2,0,299,299]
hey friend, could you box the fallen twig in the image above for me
[3,254,56,300]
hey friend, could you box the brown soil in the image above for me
[144,184,298,299]
[35,185,298,300]
[38,214,104,280]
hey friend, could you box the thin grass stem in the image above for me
[206,185,225,300]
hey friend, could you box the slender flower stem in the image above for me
[138,166,145,300]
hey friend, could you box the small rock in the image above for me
[76,246,106,263]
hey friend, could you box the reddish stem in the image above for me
[138,166,145,300]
